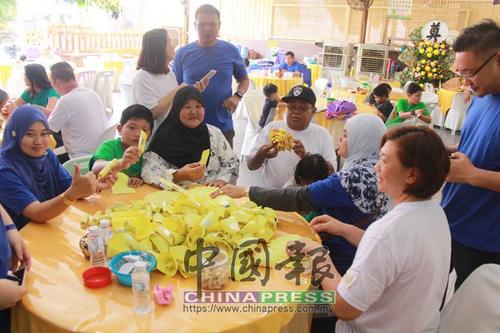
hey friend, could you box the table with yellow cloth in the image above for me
[306,64,322,86]
[249,74,303,96]
[12,185,320,333]
[0,64,13,88]
[438,88,460,114]
[275,101,377,148]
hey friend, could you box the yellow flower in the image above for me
[421,59,427,64]
[432,68,437,73]
[439,74,444,78]
[419,83,424,87]
[419,41,424,47]
[419,48,425,54]
[426,47,433,53]
[421,71,426,76]
[441,50,446,56]
[428,73,433,78]
[425,40,431,45]
[425,66,431,71]
[440,44,445,49]
[416,66,421,71]
[430,61,436,67]
[433,49,440,55]
[434,43,440,49]
[427,53,433,58]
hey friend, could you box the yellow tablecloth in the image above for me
[0,64,13,88]
[249,74,303,96]
[12,185,317,333]
[306,64,322,86]
[438,88,460,114]
[275,101,377,148]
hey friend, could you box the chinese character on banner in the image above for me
[308,247,335,287]
[231,238,270,286]
[275,240,308,286]
[421,21,449,43]
[387,0,412,20]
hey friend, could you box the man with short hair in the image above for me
[173,4,249,147]
[441,19,500,289]
[279,51,303,74]
[248,85,337,188]
[48,61,107,159]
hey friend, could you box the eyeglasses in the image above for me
[456,52,498,80]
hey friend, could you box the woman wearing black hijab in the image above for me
[142,86,239,188]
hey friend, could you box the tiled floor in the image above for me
[110,92,462,188]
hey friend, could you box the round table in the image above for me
[306,64,322,86]
[249,74,303,96]
[438,88,460,114]
[12,185,318,333]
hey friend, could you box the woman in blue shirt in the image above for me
[0,105,115,229]
[0,203,31,332]
[212,114,389,275]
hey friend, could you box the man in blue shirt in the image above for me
[279,51,303,74]
[441,19,500,290]
[173,4,249,147]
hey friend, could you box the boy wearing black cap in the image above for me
[247,85,336,188]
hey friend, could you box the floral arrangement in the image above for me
[397,27,456,88]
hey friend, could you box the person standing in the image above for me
[441,19,500,289]
[173,4,249,147]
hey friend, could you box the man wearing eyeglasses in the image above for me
[247,85,337,188]
[441,19,500,290]
[173,4,249,147]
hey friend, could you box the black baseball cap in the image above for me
[282,85,316,106]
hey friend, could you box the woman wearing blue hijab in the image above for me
[0,105,112,229]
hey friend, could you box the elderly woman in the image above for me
[300,125,451,332]
[212,114,389,275]
[0,105,114,229]
[142,86,239,188]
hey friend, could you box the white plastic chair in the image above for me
[439,264,500,333]
[444,93,468,135]
[312,78,328,98]
[62,155,93,175]
[98,123,117,144]
[431,105,445,128]
[93,71,114,113]
[76,70,96,89]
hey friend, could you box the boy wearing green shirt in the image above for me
[386,82,432,127]
[90,104,154,187]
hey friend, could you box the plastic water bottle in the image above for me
[99,219,113,257]
[88,226,107,267]
[324,83,332,98]
[132,261,152,314]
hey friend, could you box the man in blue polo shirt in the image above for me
[173,4,249,147]
[279,51,303,74]
[441,19,500,289]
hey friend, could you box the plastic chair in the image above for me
[98,123,117,144]
[93,71,114,113]
[312,78,328,98]
[62,155,93,175]
[431,105,445,128]
[444,93,468,135]
[240,90,266,157]
[439,264,500,333]
[331,73,342,90]
[77,70,97,89]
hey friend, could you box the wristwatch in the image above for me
[5,224,17,232]
[234,91,244,99]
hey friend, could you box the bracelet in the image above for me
[5,224,17,232]
[61,193,76,206]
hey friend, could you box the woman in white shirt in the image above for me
[142,86,239,188]
[297,125,452,333]
[132,29,205,126]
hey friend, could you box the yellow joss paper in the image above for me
[266,234,302,267]
[150,234,169,253]
[138,129,147,155]
[199,148,210,165]
[98,158,119,180]
[157,251,178,277]
[107,233,131,257]
[155,226,175,245]
[112,172,136,195]
[185,224,206,249]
